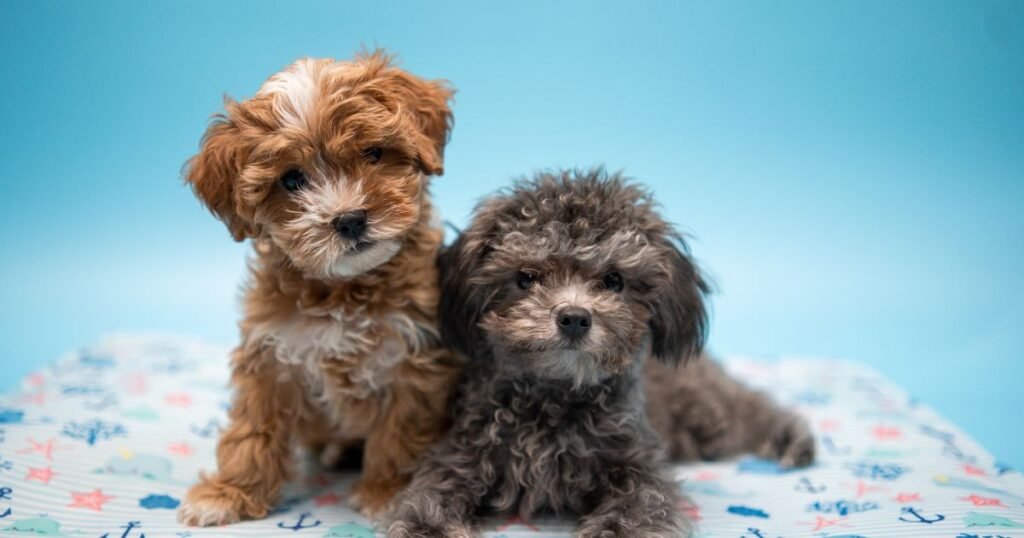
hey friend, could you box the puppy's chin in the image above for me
[494,344,632,389]
[322,239,402,279]
[530,349,610,388]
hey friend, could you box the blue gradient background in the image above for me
[1,1,1021,465]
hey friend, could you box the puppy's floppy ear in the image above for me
[649,239,709,364]
[394,72,453,176]
[184,111,251,241]
[438,227,491,358]
[362,51,454,176]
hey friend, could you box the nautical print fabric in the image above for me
[0,334,1021,537]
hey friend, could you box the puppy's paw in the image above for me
[318,442,345,468]
[178,479,265,527]
[350,477,403,518]
[758,415,816,468]
[388,519,475,538]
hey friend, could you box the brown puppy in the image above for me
[177,52,461,526]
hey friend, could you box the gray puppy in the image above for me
[388,169,813,538]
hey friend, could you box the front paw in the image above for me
[758,414,816,468]
[350,477,404,518]
[178,478,267,526]
[388,491,476,538]
[388,519,475,538]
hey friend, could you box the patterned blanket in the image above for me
[0,333,1021,537]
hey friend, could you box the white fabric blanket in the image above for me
[0,334,1021,537]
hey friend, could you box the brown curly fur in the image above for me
[177,51,461,526]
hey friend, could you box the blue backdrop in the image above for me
[1,1,1021,466]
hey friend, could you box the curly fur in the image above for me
[645,358,815,467]
[390,170,700,537]
[177,51,462,526]
[389,169,815,537]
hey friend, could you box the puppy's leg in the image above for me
[352,353,459,516]
[297,418,364,470]
[646,358,815,467]
[178,351,297,526]
[387,441,487,538]
[577,465,691,538]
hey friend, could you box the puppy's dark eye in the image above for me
[516,271,538,290]
[280,169,308,192]
[362,147,384,164]
[602,272,624,292]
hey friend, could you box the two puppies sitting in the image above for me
[179,52,814,537]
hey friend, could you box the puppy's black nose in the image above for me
[557,307,592,340]
[332,210,368,241]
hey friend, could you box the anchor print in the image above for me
[920,424,977,463]
[822,435,851,456]
[741,528,782,538]
[944,442,977,463]
[277,512,321,532]
[188,419,220,439]
[100,520,146,538]
[83,394,119,412]
[795,477,826,493]
[899,506,945,524]
[1,486,12,518]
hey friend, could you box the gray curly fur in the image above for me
[646,358,815,468]
[388,169,813,538]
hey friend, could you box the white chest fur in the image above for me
[246,307,431,414]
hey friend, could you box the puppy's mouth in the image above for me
[324,238,402,279]
[346,240,376,254]
[560,333,592,347]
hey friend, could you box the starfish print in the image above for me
[819,418,841,432]
[893,492,921,503]
[803,515,849,532]
[68,488,114,511]
[164,392,193,407]
[678,499,701,521]
[313,491,343,506]
[20,392,45,405]
[960,494,1006,507]
[845,480,887,498]
[167,442,194,457]
[497,515,540,531]
[692,470,718,481]
[962,463,987,476]
[25,466,56,485]
[870,426,902,441]
[19,437,68,461]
